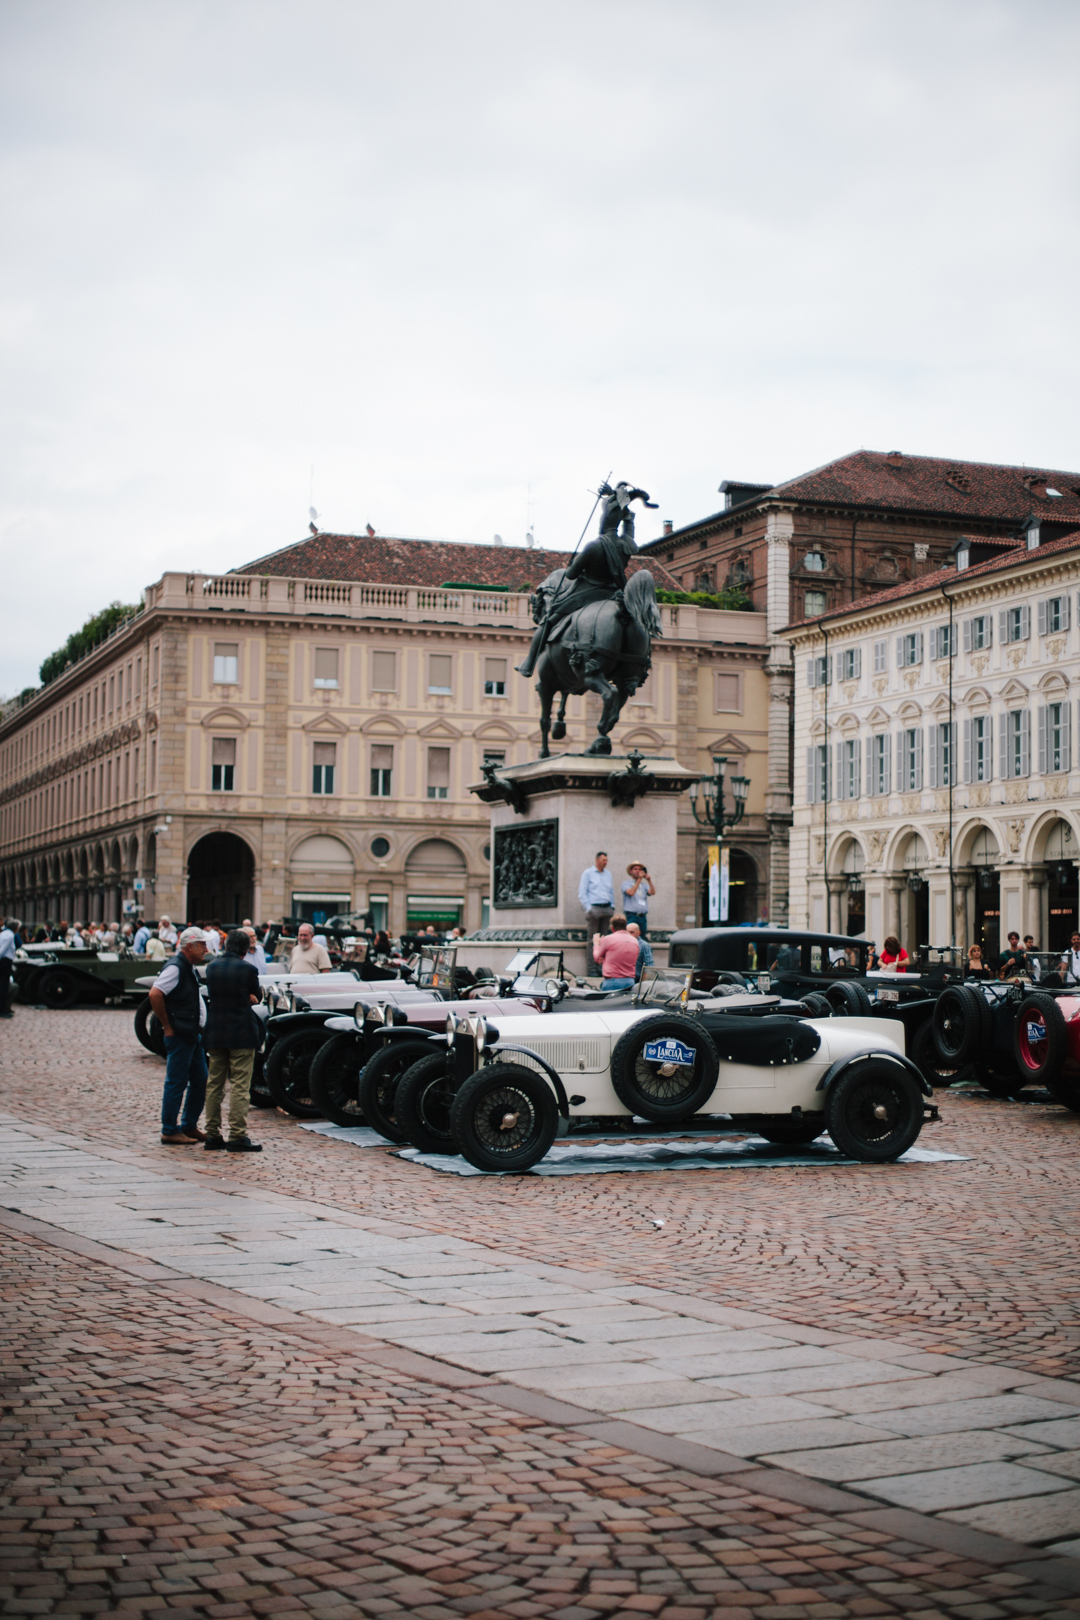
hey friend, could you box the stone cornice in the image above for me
[0,717,142,807]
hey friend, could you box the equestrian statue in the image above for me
[517,480,661,758]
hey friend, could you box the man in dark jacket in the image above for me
[148,927,209,1145]
[203,928,262,1153]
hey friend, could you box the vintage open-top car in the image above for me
[932,959,1080,1108]
[359,970,935,1172]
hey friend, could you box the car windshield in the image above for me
[633,968,696,1008]
[415,945,457,989]
[808,942,863,976]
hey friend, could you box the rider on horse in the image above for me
[517,482,657,678]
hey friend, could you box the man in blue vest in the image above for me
[148,927,209,1145]
[203,928,263,1153]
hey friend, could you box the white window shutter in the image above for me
[854,739,862,797]
[865,736,873,796]
[999,609,1009,645]
[987,718,993,781]
[896,731,904,791]
[807,659,816,687]
[806,747,815,802]
[915,631,924,665]
[1038,600,1047,636]
[1038,706,1047,775]
[962,718,971,783]
[826,654,832,685]
[999,712,1008,778]
[896,635,904,668]
[1063,703,1071,774]
[1064,596,1072,632]
[963,618,971,653]
[928,727,938,788]
[1020,710,1030,776]
[1020,605,1031,641]
[986,615,993,647]
[883,735,891,795]
[854,648,861,678]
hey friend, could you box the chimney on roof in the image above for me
[662,519,673,536]
[1023,474,1049,500]
[885,450,904,466]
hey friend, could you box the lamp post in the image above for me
[688,756,750,923]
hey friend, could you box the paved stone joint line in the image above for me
[4,1114,1080,1582]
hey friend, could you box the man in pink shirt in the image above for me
[592,914,638,991]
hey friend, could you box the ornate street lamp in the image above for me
[688,755,750,841]
[907,870,924,894]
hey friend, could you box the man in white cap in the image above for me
[148,927,209,1144]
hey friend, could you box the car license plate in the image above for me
[758,974,771,992]
[877,989,900,1003]
[644,1038,696,1067]
[1027,1022,1046,1042]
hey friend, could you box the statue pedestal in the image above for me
[463,752,697,979]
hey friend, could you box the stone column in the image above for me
[1020,865,1048,946]
[953,870,974,955]
[886,877,905,944]
[825,876,847,936]
[764,508,795,926]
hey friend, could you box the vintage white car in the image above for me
[429,993,932,1173]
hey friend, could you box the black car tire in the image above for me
[978,1065,1026,1100]
[308,1033,366,1127]
[249,1049,274,1108]
[1013,993,1069,1085]
[395,1051,458,1154]
[911,1018,975,1088]
[754,1120,824,1146]
[609,1013,720,1122]
[263,1028,331,1118]
[38,971,80,1010]
[1046,1074,1080,1113]
[825,980,872,1017]
[825,1059,924,1162]
[933,983,990,1066]
[134,995,167,1056]
[450,1062,558,1173]
[798,992,832,1018]
[358,1040,431,1143]
[16,968,44,1003]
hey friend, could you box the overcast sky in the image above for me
[2,0,1078,694]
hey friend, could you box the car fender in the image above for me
[489,1043,570,1117]
[265,1010,335,1036]
[814,1047,932,1099]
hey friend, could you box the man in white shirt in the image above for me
[148,927,209,1145]
[243,926,267,972]
[158,916,178,947]
[1061,932,1080,984]
[289,923,332,974]
[0,919,15,1019]
[578,852,615,936]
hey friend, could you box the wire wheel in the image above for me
[609,1014,719,1121]
[358,1041,430,1143]
[264,1028,330,1118]
[932,984,989,1066]
[825,1060,924,1162]
[309,1033,366,1127]
[450,1063,558,1173]
[396,1052,459,1154]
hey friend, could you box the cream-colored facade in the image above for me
[0,567,772,932]
[784,540,1080,959]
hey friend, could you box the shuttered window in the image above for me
[427,746,451,799]
[370,744,393,797]
[211,737,236,792]
[484,658,507,697]
[428,655,452,694]
[312,741,336,794]
[371,651,397,691]
[314,648,339,688]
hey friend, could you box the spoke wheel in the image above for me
[309,1033,366,1127]
[358,1041,431,1143]
[609,1014,719,1122]
[39,971,79,1009]
[396,1052,458,1154]
[450,1062,558,1173]
[264,1028,331,1118]
[1012,993,1068,1085]
[932,984,989,1066]
[825,1060,924,1162]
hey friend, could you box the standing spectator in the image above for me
[578,851,615,936]
[133,919,152,954]
[997,931,1028,978]
[144,930,167,962]
[626,920,653,981]
[148,927,209,1145]
[158,915,178,948]
[967,945,992,979]
[1061,932,1080,983]
[203,929,263,1153]
[621,862,655,937]
[592,914,638,991]
[0,918,15,1019]
[878,935,909,972]
[289,923,332,974]
[373,930,392,962]
[242,925,267,972]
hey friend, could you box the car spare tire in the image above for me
[932,983,990,1067]
[609,1013,720,1122]
[911,1018,974,1089]
[1013,993,1069,1086]
[824,980,872,1017]
[798,992,832,1018]
[134,995,167,1056]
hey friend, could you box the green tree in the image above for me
[39,601,142,686]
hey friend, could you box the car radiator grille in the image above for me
[496,1037,608,1075]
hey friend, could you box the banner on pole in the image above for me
[707,845,720,922]
[720,845,730,922]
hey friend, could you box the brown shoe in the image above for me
[180,1125,206,1142]
[160,1131,198,1145]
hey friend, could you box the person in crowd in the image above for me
[133,918,152,954]
[158,915,178,948]
[866,942,880,971]
[626,920,653,981]
[52,920,67,942]
[592,914,638,991]
[578,851,614,936]
[33,924,49,944]
[289,922,332,974]
[203,928,263,1153]
[1023,935,1042,980]
[1061,932,1080,984]
[0,918,16,1019]
[621,861,655,938]
[242,925,267,971]
[65,922,81,945]
[450,926,465,940]
[998,931,1029,979]
[967,944,992,979]
[144,929,168,962]
[372,930,392,962]
[148,927,209,1145]
[878,935,909,972]
[80,927,94,947]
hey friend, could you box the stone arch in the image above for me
[186,831,256,924]
[1026,811,1080,867]
[287,832,357,869]
[404,838,470,931]
[827,831,866,876]
[955,818,1001,866]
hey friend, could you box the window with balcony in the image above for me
[427,746,450,799]
[428,654,452,695]
[213,642,238,685]
[314,648,339,689]
[312,741,336,794]
[371,651,397,692]
[370,744,393,797]
[484,657,507,697]
[211,737,235,792]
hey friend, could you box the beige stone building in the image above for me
[0,533,772,933]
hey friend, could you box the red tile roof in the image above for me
[783,525,1080,631]
[641,449,1080,548]
[235,532,681,591]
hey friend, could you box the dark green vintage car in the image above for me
[13,944,159,1009]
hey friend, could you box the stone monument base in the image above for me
[465,751,696,980]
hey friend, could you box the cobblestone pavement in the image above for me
[4,1224,1080,1619]
[4,1006,1080,1614]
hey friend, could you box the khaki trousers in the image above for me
[205,1048,255,1141]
